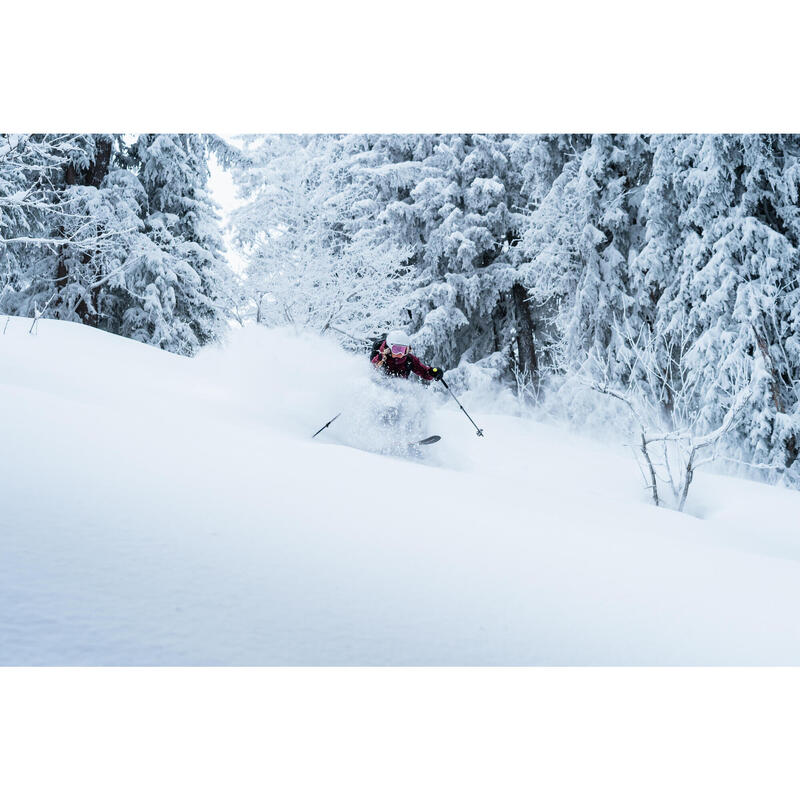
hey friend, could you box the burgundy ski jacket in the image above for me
[371,342,437,380]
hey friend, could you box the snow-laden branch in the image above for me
[680,388,751,451]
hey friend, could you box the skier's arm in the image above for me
[409,355,445,381]
[409,354,436,380]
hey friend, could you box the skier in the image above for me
[371,330,444,382]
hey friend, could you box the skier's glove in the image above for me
[430,367,444,381]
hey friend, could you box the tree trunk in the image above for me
[55,163,79,298]
[786,435,798,470]
[678,449,695,513]
[641,432,660,507]
[511,282,538,383]
[86,137,112,188]
[75,136,113,327]
[752,324,797,471]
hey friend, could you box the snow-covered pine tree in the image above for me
[0,135,45,307]
[124,134,232,353]
[1,133,233,356]
[521,134,651,386]
[516,134,593,208]
[670,134,800,483]
[1,134,147,327]
[628,133,687,411]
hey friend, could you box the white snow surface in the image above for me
[2,317,800,665]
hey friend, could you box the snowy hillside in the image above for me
[3,317,800,665]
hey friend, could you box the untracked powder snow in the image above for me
[2,317,800,665]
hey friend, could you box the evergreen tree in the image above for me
[673,135,800,480]
[2,134,141,326]
[1,133,233,356]
[124,134,231,353]
[522,134,650,383]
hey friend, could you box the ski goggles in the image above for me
[390,344,409,356]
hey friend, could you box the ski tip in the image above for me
[415,435,442,445]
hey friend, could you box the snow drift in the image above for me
[2,317,800,665]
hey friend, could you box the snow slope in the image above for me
[2,317,800,665]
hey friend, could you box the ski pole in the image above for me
[440,378,484,437]
[312,412,341,438]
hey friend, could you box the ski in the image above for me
[412,435,441,446]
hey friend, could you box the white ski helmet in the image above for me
[385,330,411,348]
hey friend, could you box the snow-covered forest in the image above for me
[3,133,800,494]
